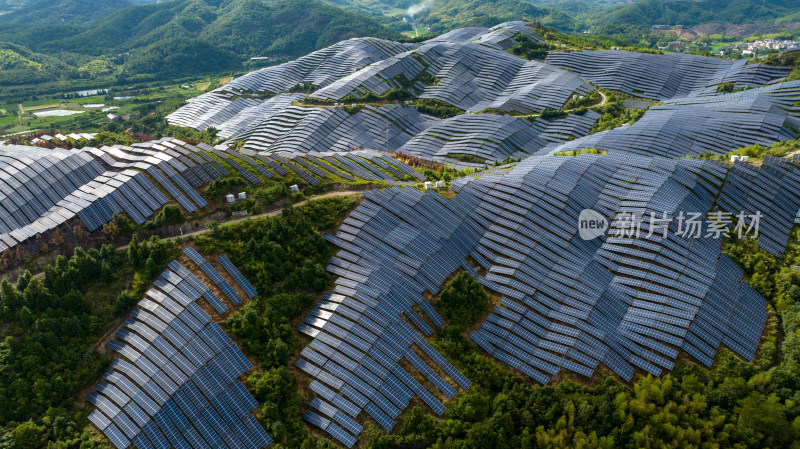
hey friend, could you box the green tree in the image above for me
[437,271,489,327]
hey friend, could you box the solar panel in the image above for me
[88,256,270,448]
[218,255,258,298]
[184,247,244,305]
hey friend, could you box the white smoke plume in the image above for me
[406,0,432,19]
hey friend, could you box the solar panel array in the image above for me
[218,254,258,299]
[298,153,800,431]
[545,49,790,100]
[419,43,591,113]
[397,111,601,164]
[165,21,791,170]
[166,37,415,132]
[422,21,543,50]
[472,21,546,50]
[184,246,244,306]
[0,144,168,252]
[199,99,599,166]
[88,254,271,449]
[310,41,594,114]
[168,93,306,140]
[0,137,421,255]
[167,260,229,314]
[295,187,474,445]
[166,23,597,136]
[717,156,800,257]
[540,80,800,159]
[234,148,422,185]
[461,154,782,380]
[230,105,435,154]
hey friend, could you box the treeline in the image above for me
[591,0,799,29]
[413,0,577,33]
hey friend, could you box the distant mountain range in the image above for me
[0,0,401,83]
[3,0,799,30]
[0,0,134,24]
[0,0,587,87]
[411,0,577,31]
[0,0,168,19]
[1,0,799,94]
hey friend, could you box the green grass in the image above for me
[708,42,729,51]
[402,27,430,38]
[0,115,15,126]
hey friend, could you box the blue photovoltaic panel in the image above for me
[218,254,258,298]
[184,247,244,305]
[88,257,270,449]
[167,260,229,314]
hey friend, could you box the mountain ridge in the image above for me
[0,0,402,82]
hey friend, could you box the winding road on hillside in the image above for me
[115,190,364,251]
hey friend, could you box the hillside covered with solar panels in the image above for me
[0,138,422,257]
[167,21,795,167]
[152,20,800,447]
[8,18,800,449]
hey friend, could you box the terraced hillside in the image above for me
[157,21,800,446]
[168,21,796,166]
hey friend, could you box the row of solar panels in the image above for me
[166,22,539,135]
[216,100,602,166]
[165,21,790,166]
[0,166,167,252]
[540,80,800,160]
[308,37,595,115]
[0,138,422,255]
[0,138,228,252]
[177,74,798,170]
[88,249,270,449]
[545,49,791,101]
[464,154,784,381]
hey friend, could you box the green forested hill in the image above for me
[0,0,163,16]
[2,0,398,56]
[412,0,577,32]
[319,0,581,31]
[0,0,134,23]
[592,0,800,28]
[0,0,399,83]
[0,42,74,85]
[0,0,28,9]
